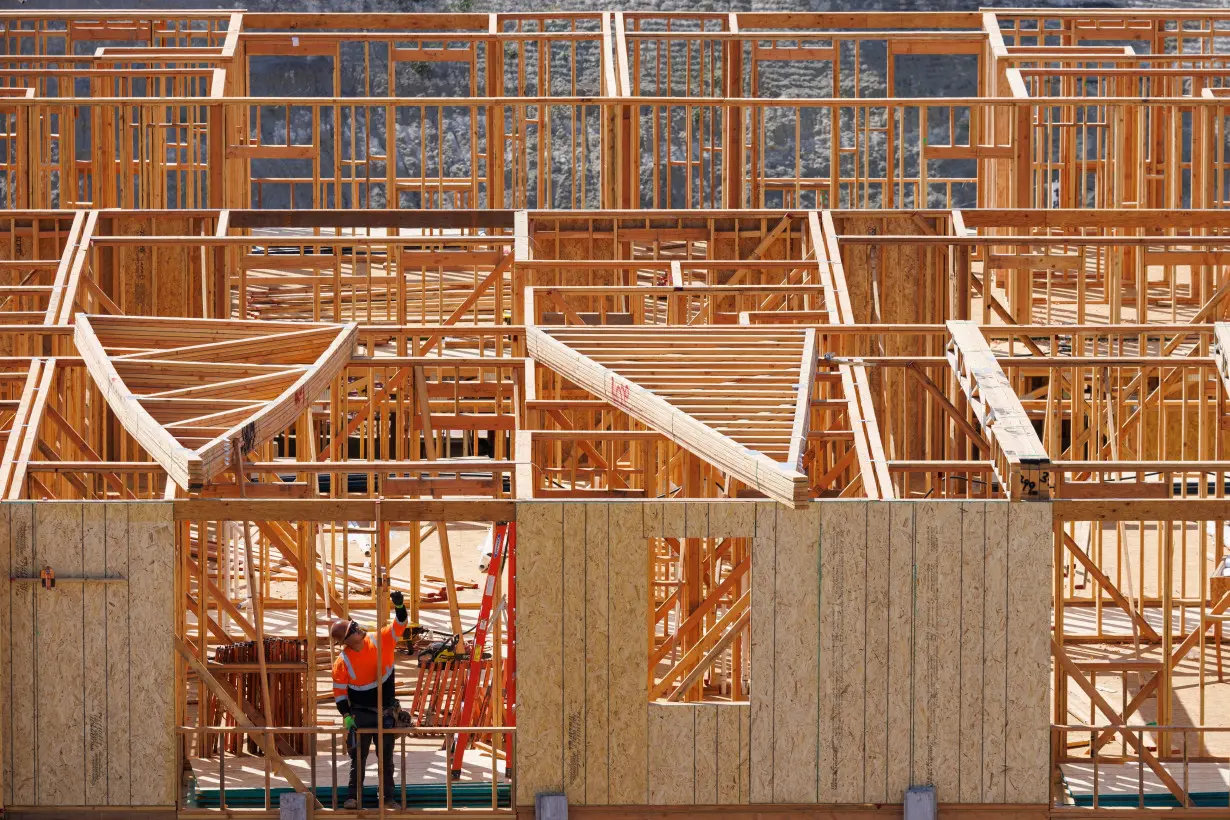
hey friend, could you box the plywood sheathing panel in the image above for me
[772,503,819,804]
[562,502,587,803]
[938,502,966,790]
[648,704,694,804]
[584,503,610,805]
[982,502,1010,804]
[513,499,1052,808]
[104,503,132,806]
[608,501,649,804]
[885,502,916,801]
[714,704,742,804]
[82,503,108,801]
[816,499,837,802]
[748,501,776,804]
[959,501,988,802]
[913,502,938,790]
[0,504,11,807]
[8,504,34,805]
[0,501,174,809]
[127,502,176,806]
[863,502,891,804]
[641,501,663,540]
[34,502,85,805]
[694,705,717,805]
[832,501,865,803]
[1005,502,1052,804]
[112,215,202,318]
[513,501,564,804]
[831,214,940,456]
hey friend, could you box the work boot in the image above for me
[343,797,357,809]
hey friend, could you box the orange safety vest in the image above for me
[332,620,407,707]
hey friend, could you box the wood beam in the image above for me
[525,326,808,506]
[946,320,1052,499]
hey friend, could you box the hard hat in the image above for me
[329,618,353,644]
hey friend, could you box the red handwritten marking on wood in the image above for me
[609,375,630,409]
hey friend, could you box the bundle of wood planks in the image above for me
[202,638,309,756]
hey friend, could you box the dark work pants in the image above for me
[348,708,397,804]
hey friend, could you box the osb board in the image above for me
[103,215,203,318]
[515,500,1051,808]
[512,502,563,807]
[830,214,943,453]
[516,501,748,807]
[0,502,175,808]
[0,217,68,263]
[831,215,945,327]
[758,501,1051,806]
[1140,401,1220,461]
[524,220,618,310]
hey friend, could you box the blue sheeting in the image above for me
[1069,791,1230,808]
[188,781,511,809]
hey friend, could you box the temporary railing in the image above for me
[176,725,513,816]
[0,91,224,210]
[0,92,1224,212]
[0,12,237,208]
[236,13,609,211]
[991,9,1230,54]
[1050,724,1230,810]
[616,12,989,209]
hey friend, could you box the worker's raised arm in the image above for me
[382,589,411,640]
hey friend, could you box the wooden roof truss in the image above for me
[73,315,357,490]
[526,325,813,507]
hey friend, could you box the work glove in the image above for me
[390,590,404,607]
[343,715,356,732]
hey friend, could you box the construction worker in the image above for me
[330,590,410,810]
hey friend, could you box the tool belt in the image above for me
[384,703,414,729]
[356,701,414,729]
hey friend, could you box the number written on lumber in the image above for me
[1018,471,1050,498]
[609,376,631,409]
